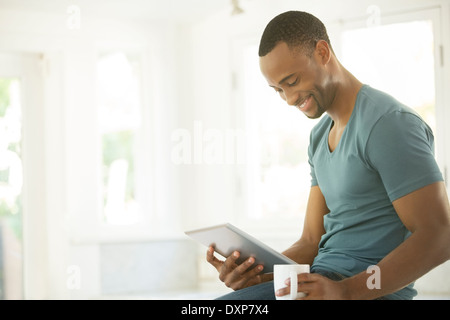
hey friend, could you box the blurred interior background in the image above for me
[0,0,449,299]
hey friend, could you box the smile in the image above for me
[296,95,312,111]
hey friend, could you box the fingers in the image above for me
[222,256,264,288]
[275,272,318,298]
[206,246,265,290]
[206,246,223,270]
[244,271,272,288]
[220,251,241,275]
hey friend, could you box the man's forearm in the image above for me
[282,238,319,265]
[343,225,450,300]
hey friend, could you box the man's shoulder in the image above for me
[356,85,418,121]
[353,85,423,139]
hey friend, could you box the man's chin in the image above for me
[303,97,326,119]
[304,107,326,120]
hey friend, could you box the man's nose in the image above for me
[284,89,298,106]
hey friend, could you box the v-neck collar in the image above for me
[325,85,366,155]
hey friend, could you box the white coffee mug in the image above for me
[273,264,310,300]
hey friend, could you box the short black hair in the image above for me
[258,11,332,57]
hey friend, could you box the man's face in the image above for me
[259,41,333,119]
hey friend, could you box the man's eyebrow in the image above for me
[278,73,296,85]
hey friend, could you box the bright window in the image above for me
[339,10,447,175]
[96,52,143,225]
[341,20,437,134]
[0,77,23,299]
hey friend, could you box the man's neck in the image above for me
[326,67,363,128]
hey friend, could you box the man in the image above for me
[206,11,450,300]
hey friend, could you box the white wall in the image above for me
[0,0,449,298]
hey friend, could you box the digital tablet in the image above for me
[185,223,296,273]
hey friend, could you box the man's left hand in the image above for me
[275,273,351,300]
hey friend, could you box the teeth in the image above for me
[298,97,308,109]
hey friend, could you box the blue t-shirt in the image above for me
[308,85,443,299]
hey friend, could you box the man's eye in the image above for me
[288,78,298,87]
[273,87,282,93]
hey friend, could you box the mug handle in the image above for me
[290,271,298,300]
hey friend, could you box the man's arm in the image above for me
[206,185,328,290]
[282,185,328,263]
[343,181,450,299]
[289,181,450,300]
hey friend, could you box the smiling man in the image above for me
[207,11,450,300]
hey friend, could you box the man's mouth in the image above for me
[296,95,312,111]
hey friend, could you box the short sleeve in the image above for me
[366,111,443,202]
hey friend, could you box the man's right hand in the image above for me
[206,246,273,291]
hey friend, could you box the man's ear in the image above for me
[315,40,332,65]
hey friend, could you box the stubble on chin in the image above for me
[305,95,326,119]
